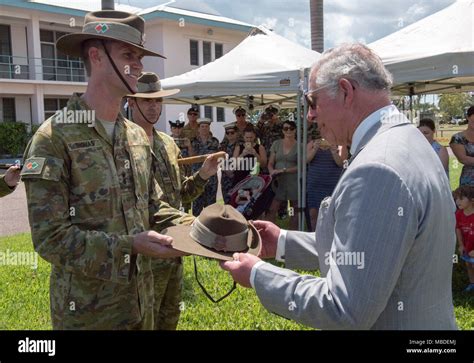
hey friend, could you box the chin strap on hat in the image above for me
[135,103,160,125]
[193,256,236,303]
[100,40,160,125]
[101,40,135,95]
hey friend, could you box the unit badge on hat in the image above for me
[95,23,109,34]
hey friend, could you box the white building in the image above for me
[0,0,253,139]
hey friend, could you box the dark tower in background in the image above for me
[310,0,324,53]
[102,0,115,10]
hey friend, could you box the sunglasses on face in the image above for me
[236,113,246,117]
[304,84,333,110]
[305,81,356,110]
[283,127,296,131]
[189,112,199,117]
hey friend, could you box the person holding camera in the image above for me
[232,126,267,185]
[220,123,239,204]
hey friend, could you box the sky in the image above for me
[123,0,457,49]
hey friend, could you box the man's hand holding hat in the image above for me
[220,220,280,288]
[220,253,261,288]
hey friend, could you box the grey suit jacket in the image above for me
[253,111,457,330]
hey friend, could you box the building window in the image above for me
[216,107,225,122]
[44,98,68,120]
[204,106,213,121]
[190,40,199,66]
[2,98,16,122]
[215,43,223,59]
[40,29,85,82]
[203,41,212,65]
[0,24,12,79]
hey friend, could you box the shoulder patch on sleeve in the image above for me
[21,158,45,175]
[21,156,64,181]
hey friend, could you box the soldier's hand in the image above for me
[198,154,220,180]
[132,231,189,258]
[5,165,21,187]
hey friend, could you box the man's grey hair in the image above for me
[312,43,393,97]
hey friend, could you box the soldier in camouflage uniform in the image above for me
[256,105,283,159]
[170,119,194,208]
[21,11,194,330]
[220,106,252,151]
[190,118,220,215]
[182,105,200,141]
[0,165,20,198]
[127,72,219,330]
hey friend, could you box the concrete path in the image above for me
[0,181,31,237]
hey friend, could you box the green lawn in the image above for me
[0,158,472,330]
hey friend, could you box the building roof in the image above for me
[1,0,254,32]
[139,5,254,31]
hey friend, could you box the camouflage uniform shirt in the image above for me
[21,94,194,330]
[256,119,283,157]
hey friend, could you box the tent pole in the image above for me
[297,89,303,231]
[409,86,415,123]
[302,68,309,231]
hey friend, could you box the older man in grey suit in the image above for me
[220,43,457,330]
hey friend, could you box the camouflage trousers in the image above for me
[192,176,217,216]
[151,257,183,330]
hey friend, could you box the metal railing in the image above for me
[0,54,87,82]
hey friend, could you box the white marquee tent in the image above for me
[161,26,320,109]
[161,26,320,229]
[369,0,474,95]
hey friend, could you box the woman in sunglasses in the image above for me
[266,120,299,230]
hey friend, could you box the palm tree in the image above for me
[102,0,115,10]
[310,0,324,52]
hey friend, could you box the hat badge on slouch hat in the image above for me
[169,120,185,128]
[126,72,180,99]
[162,203,261,261]
[56,10,164,58]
